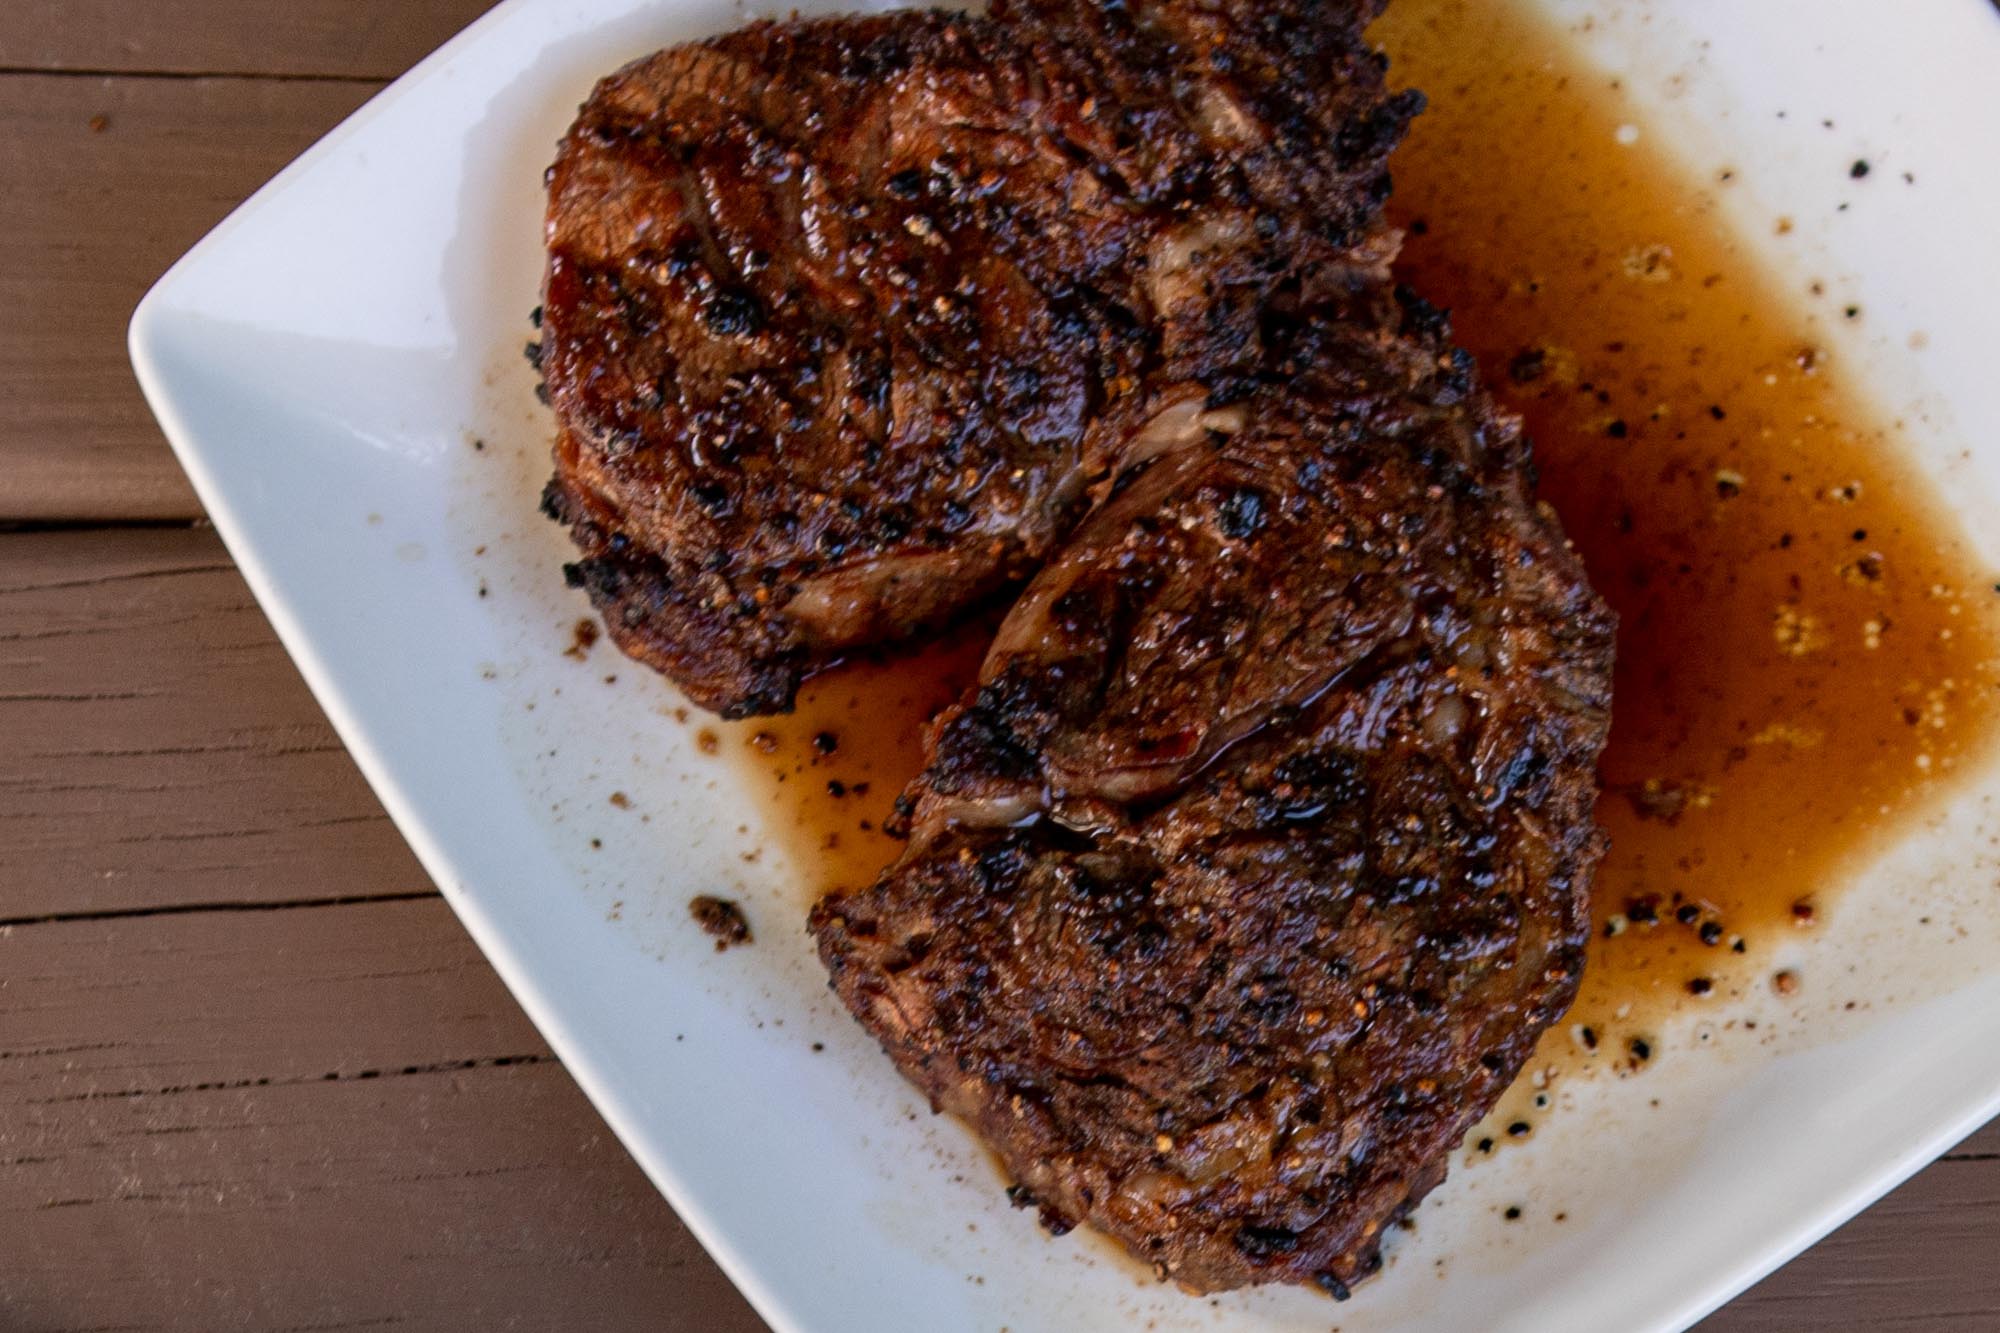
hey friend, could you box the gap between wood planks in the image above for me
[0,889,437,929]
[0,528,428,917]
[0,516,208,534]
[0,64,386,83]
[23,1051,555,1106]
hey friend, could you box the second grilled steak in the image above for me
[539,2,1417,715]
[811,291,1616,1294]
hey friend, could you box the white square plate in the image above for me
[130,2,2000,1329]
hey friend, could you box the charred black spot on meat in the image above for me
[1216,487,1266,539]
[1394,283,1451,339]
[1234,1225,1301,1259]
[690,481,733,517]
[702,287,765,337]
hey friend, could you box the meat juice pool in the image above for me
[718,0,2000,1116]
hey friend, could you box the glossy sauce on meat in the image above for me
[733,0,2000,1093]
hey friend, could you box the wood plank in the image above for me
[1701,1154,2000,1331]
[0,1,501,80]
[1702,1118,2000,1327]
[0,527,424,917]
[1,894,526,1090]
[0,75,376,522]
[0,897,763,1331]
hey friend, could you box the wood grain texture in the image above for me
[0,74,375,521]
[0,528,422,919]
[0,896,762,1332]
[0,0,500,79]
[1700,1128,2000,1331]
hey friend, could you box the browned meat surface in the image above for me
[811,288,1616,1293]
[538,3,1417,715]
[540,0,1617,1300]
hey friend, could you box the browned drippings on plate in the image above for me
[1373,0,2000,1106]
[724,0,2000,1106]
[718,621,989,900]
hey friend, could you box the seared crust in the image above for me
[539,6,1416,714]
[812,296,1615,1293]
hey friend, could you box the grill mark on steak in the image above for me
[539,3,1418,715]
[812,293,1616,1294]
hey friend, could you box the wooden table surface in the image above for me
[2,3,1994,1328]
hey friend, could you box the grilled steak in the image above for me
[540,0,1617,1299]
[811,291,1616,1293]
[538,2,1417,715]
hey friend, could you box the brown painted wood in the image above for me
[0,0,501,80]
[1700,1139,2000,1331]
[0,896,761,1332]
[0,525,762,1328]
[0,74,376,522]
[0,528,422,918]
